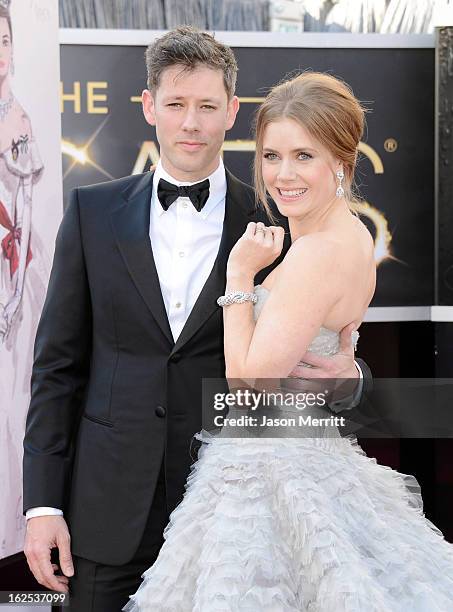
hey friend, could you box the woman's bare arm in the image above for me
[224,234,343,379]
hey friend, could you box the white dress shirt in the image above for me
[150,159,226,341]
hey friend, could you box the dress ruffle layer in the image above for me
[124,434,453,611]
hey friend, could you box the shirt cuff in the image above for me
[26,507,64,520]
[329,360,364,413]
[355,360,364,380]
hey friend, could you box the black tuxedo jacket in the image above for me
[23,169,371,565]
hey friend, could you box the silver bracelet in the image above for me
[217,291,258,307]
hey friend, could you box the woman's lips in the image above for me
[276,187,308,202]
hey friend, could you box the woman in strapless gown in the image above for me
[125,72,453,611]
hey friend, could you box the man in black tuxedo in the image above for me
[23,27,371,611]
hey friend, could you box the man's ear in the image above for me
[142,89,156,126]
[225,95,240,131]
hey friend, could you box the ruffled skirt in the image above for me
[124,433,453,611]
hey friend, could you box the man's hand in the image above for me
[24,516,73,593]
[289,323,358,379]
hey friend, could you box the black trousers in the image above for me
[67,460,169,611]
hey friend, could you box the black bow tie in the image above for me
[157,178,210,212]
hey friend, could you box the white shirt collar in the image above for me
[152,158,227,219]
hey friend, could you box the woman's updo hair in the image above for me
[254,71,367,217]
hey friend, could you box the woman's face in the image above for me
[261,118,340,220]
[0,18,12,79]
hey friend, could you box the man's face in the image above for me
[142,64,239,181]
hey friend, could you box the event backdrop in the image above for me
[0,0,62,559]
[60,42,434,308]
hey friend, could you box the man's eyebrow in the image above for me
[162,95,221,104]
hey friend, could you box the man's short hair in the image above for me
[145,26,238,99]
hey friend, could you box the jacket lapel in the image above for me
[110,172,174,347]
[170,170,256,356]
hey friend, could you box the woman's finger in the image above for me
[263,227,274,248]
[273,226,285,253]
[245,222,256,238]
[254,222,266,242]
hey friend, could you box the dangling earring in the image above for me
[336,169,344,198]
[10,56,14,76]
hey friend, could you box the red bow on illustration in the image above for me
[0,200,32,279]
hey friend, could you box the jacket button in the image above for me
[170,352,181,363]
[155,405,166,418]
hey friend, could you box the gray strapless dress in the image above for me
[124,286,453,612]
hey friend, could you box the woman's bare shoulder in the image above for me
[285,231,345,266]
[278,232,344,289]
[352,213,375,247]
[280,217,374,286]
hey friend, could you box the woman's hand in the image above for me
[227,222,285,279]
